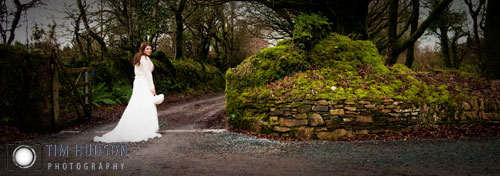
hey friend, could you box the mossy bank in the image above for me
[225,33,500,140]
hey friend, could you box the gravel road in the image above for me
[1,93,500,176]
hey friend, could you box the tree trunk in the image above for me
[481,0,500,79]
[127,0,134,58]
[386,0,401,65]
[150,0,160,50]
[329,1,370,39]
[6,0,42,44]
[198,22,213,63]
[7,0,23,45]
[386,0,453,66]
[439,25,451,68]
[213,35,222,69]
[405,0,419,68]
[77,0,109,61]
[174,0,187,60]
[464,0,486,62]
[73,13,86,62]
[174,10,184,60]
[199,36,210,62]
[451,34,461,68]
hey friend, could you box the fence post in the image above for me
[52,62,60,127]
[84,69,91,118]
[88,68,92,117]
[85,71,88,103]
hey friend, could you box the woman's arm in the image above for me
[140,56,155,94]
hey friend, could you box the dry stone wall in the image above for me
[244,97,500,140]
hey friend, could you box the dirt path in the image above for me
[156,93,226,130]
[1,93,500,175]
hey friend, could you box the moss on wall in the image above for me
[225,32,471,131]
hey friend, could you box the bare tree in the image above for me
[0,0,44,45]
[426,0,468,68]
[464,0,486,62]
[385,0,453,66]
[164,0,190,60]
[368,0,416,54]
[77,0,109,61]
[63,3,88,63]
[241,1,295,40]
[405,0,420,67]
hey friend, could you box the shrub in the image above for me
[292,13,331,50]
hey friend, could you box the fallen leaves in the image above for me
[413,71,500,100]
[230,123,500,142]
[345,124,500,142]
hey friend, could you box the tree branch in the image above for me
[399,0,454,52]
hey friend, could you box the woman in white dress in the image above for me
[94,42,162,143]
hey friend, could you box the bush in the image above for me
[0,44,53,131]
[149,51,225,94]
[150,50,175,74]
[292,13,331,50]
[91,81,132,107]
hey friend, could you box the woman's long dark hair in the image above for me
[133,42,152,66]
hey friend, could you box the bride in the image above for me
[94,42,162,143]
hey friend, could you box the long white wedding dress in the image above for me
[94,56,162,143]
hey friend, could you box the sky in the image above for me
[6,0,475,51]
[9,0,74,47]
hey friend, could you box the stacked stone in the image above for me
[416,98,500,123]
[257,97,500,140]
[265,98,420,140]
[458,98,500,121]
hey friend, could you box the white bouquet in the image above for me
[153,94,164,105]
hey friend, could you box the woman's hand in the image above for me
[151,89,156,95]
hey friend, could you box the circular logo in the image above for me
[12,145,36,169]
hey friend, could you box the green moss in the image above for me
[154,56,224,94]
[292,13,331,50]
[391,63,414,74]
[276,38,293,46]
[310,33,389,74]
[225,29,467,131]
